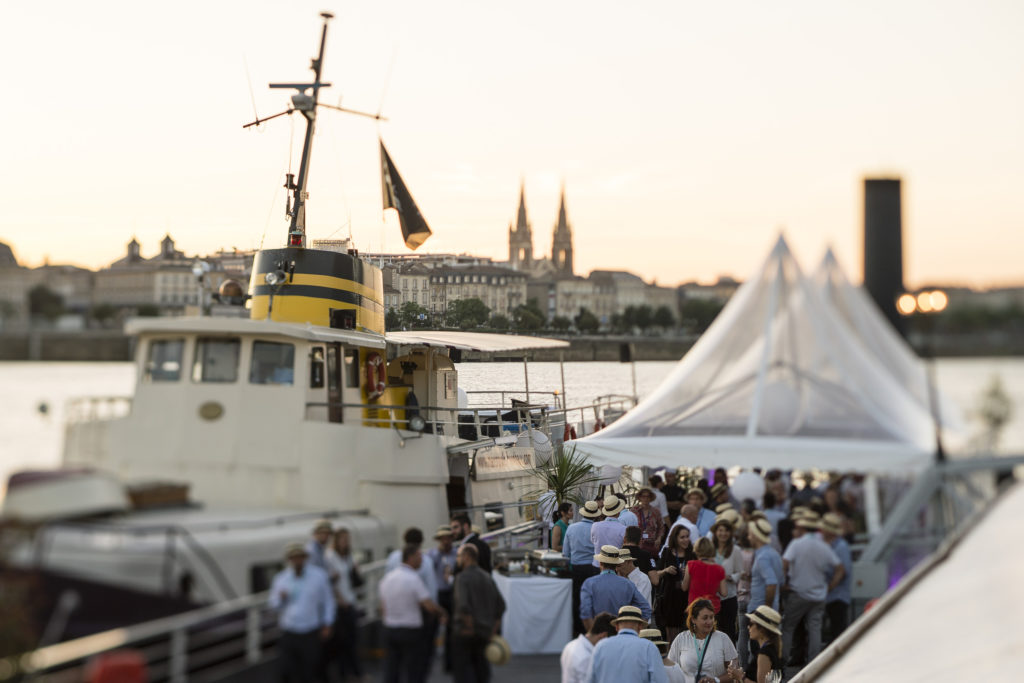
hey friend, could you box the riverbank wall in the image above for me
[0,330,1020,362]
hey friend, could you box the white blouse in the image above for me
[668,630,738,681]
[716,547,746,599]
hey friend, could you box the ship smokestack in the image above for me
[863,177,906,336]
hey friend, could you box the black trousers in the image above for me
[452,635,491,683]
[327,604,363,679]
[278,629,323,683]
[570,564,599,635]
[824,600,850,644]
[718,595,738,643]
[438,589,454,672]
[384,626,426,683]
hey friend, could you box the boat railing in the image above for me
[5,524,552,683]
[308,395,634,443]
[64,396,132,425]
[462,390,563,409]
[3,555,389,683]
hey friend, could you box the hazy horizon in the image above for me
[2,1,1022,289]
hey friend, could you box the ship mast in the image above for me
[269,11,333,249]
[243,12,386,249]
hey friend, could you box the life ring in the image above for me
[563,423,578,441]
[365,353,386,401]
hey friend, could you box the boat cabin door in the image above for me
[326,343,344,423]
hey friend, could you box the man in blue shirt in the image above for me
[821,513,853,645]
[687,487,716,537]
[564,500,602,635]
[586,605,667,683]
[747,519,783,612]
[269,542,337,683]
[580,546,651,631]
[590,497,628,565]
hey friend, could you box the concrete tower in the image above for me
[551,185,574,275]
[508,182,533,271]
[863,177,906,335]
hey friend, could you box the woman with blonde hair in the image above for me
[682,537,726,613]
[668,598,741,683]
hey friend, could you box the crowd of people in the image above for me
[559,468,861,683]
[268,512,505,683]
[264,468,860,683]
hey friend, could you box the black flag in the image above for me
[380,140,432,250]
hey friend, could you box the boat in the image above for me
[0,12,631,641]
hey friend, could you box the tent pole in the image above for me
[559,350,567,410]
[523,355,530,405]
[865,473,882,536]
[747,255,784,437]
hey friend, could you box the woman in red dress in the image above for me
[682,537,727,613]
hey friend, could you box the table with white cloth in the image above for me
[491,571,572,654]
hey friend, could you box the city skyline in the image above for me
[2,1,1023,288]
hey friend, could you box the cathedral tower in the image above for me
[551,185,574,275]
[508,182,533,271]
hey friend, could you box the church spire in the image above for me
[516,179,529,231]
[509,179,533,271]
[551,183,574,275]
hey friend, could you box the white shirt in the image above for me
[324,549,357,605]
[386,548,439,601]
[663,663,687,683]
[661,517,699,551]
[561,633,595,683]
[782,533,840,602]
[627,567,653,607]
[379,564,429,628]
[652,488,669,519]
[667,631,737,682]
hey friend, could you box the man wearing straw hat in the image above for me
[687,487,716,537]
[821,512,853,645]
[268,542,337,683]
[565,500,603,635]
[590,496,629,565]
[585,606,667,683]
[780,512,843,665]
[616,547,653,607]
[580,546,651,632]
[639,628,686,683]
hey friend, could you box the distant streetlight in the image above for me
[897,289,948,461]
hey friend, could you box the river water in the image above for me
[1,358,1022,496]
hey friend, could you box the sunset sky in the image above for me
[1,1,1021,288]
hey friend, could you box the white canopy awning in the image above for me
[574,236,938,474]
[386,330,569,353]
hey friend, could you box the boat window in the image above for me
[249,341,295,385]
[344,348,360,388]
[145,339,184,382]
[191,337,241,383]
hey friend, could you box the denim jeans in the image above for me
[781,594,825,664]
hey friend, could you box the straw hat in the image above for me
[594,545,624,565]
[580,500,603,519]
[602,495,626,516]
[748,518,773,544]
[710,482,728,499]
[433,525,454,539]
[797,512,821,530]
[617,548,637,563]
[791,506,813,520]
[820,513,844,535]
[714,502,735,514]
[686,487,707,502]
[747,605,782,635]
[312,519,333,533]
[284,542,309,559]
[484,635,511,665]
[711,510,741,532]
[639,628,668,646]
[610,605,647,625]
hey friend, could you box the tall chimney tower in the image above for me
[863,177,906,335]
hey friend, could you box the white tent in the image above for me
[814,248,963,434]
[573,236,938,473]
